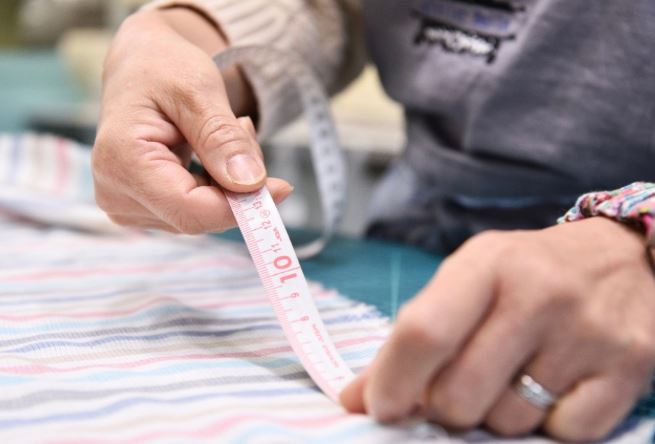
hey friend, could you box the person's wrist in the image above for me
[558,216,655,280]
[559,183,655,278]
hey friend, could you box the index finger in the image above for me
[127,140,234,233]
[361,240,499,422]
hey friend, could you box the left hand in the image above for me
[341,217,655,442]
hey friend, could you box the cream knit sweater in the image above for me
[143,0,366,139]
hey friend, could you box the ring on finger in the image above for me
[513,373,558,409]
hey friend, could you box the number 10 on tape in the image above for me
[226,187,355,402]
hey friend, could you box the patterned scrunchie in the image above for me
[559,182,655,246]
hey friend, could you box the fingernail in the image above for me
[226,154,265,185]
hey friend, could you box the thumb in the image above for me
[162,71,266,193]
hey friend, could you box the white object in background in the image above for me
[271,67,405,156]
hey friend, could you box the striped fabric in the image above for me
[0,133,118,233]
[0,133,652,443]
[0,214,398,443]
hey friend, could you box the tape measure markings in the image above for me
[227,187,354,402]
[214,45,348,259]
[215,46,354,402]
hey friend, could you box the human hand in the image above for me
[93,8,292,233]
[341,217,655,442]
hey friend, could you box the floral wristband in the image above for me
[559,182,655,247]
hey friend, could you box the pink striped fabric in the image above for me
[0,133,651,443]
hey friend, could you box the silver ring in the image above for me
[513,374,558,409]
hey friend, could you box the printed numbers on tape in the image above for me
[214,47,353,401]
[226,188,354,402]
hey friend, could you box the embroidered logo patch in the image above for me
[413,0,531,63]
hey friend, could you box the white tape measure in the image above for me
[226,187,354,401]
[214,47,354,401]
[214,46,347,259]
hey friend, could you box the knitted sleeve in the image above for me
[142,0,366,139]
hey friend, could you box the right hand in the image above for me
[93,8,293,234]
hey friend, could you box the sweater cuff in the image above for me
[141,0,350,141]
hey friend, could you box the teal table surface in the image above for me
[0,50,83,132]
[219,229,443,318]
[293,230,443,318]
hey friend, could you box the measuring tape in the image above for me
[214,46,346,259]
[213,47,354,401]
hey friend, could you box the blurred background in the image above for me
[0,0,405,235]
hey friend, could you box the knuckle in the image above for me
[428,387,484,429]
[395,307,454,355]
[468,230,505,248]
[197,115,249,153]
[455,231,505,267]
[465,229,528,258]
[460,230,518,270]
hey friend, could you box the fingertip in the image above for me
[340,374,367,414]
[365,386,399,423]
[360,349,417,423]
[267,178,294,204]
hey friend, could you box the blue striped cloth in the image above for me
[0,132,652,443]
